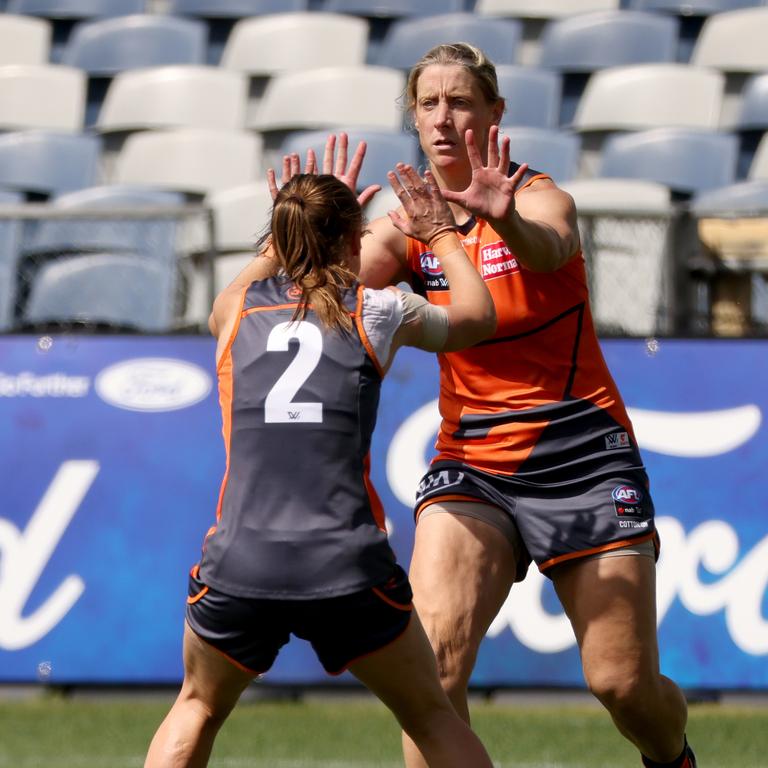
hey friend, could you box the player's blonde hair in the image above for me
[269,174,362,332]
[405,42,504,118]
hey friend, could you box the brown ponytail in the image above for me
[268,174,363,332]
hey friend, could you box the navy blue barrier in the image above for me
[0,335,766,688]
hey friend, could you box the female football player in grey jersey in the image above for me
[144,160,496,767]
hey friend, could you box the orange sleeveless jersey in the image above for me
[405,189,637,479]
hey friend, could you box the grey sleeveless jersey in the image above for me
[199,276,397,599]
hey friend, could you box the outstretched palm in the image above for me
[266,132,381,208]
[441,126,529,225]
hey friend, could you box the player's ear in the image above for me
[491,97,505,126]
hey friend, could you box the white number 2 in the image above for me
[264,321,323,423]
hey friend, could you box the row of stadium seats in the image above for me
[2,124,768,201]
[2,6,768,70]
[4,8,768,129]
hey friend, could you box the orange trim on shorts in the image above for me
[186,622,264,678]
[187,585,209,605]
[371,586,413,612]
[414,493,486,521]
[539,530,659,573]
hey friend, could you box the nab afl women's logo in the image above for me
[420,252,444,277]
[612,484,644,519]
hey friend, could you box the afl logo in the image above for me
[286,286,302,299]
[420,252,443,277]
[612,485,643,504]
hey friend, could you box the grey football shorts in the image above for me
[415,461,659,581]
[185,564,413,676]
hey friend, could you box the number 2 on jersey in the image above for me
[264,321,323,423]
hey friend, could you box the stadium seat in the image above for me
[61,15,207,76]
[278,128,420,191]
[537,11,678,124]
[5,0,145,62]
[166,0,309,64]
[322,0,465,61]
[560,177,673,213]
[323,0,463,15]
[0,189,23,330]
[0,64,86,132]
[495,66,561,129]
[375,13,521,70]
[731,73,768,178]
[96,65,247,133]
[22,252,177,331]
[574,64,723,131]
[220,13,368,77]
[538,11,678,71]
[735,73,768,133]
[690,8,768,126]
[692,178,768,215]
[166,0,307,13]
[248,66,406,135]
[748,132,768,181]
[0,14,52,66]
[204,181,272,253]
[475,0,620,13]
[23,184,185,265]
[626,0,762,61]
[598,127,738,195]
[0,130,101,197]
[61,15,208,125]
[112,128,262,195]
[474,0,621,64]
[6,0,144,15]
[627,0,760,10]
[501,127,581,182]
[572,63,724,175]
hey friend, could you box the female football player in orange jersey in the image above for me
[349,42,696,768]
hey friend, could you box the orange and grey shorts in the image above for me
[415,461,659,581]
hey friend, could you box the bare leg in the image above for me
[402,511,519,768]
[552,554,688,763]
[144,622,253,768]
[349,610,493,768]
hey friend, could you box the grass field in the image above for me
[1,689,766,767]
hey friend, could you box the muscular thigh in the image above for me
[552,552,660,675]
[409,506,520,657]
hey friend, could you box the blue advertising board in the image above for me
[0,335,766,688]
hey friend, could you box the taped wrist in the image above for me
[428,229,461,257]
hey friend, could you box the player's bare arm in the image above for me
[441,126,580,273]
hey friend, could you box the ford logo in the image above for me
[95,358,212,412]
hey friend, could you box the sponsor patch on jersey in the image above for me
[418,251,450,291]
[612,484,649,528]
[605,431,631,450]
[480,240,519,280]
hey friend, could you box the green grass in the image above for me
[0,690,766,767]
